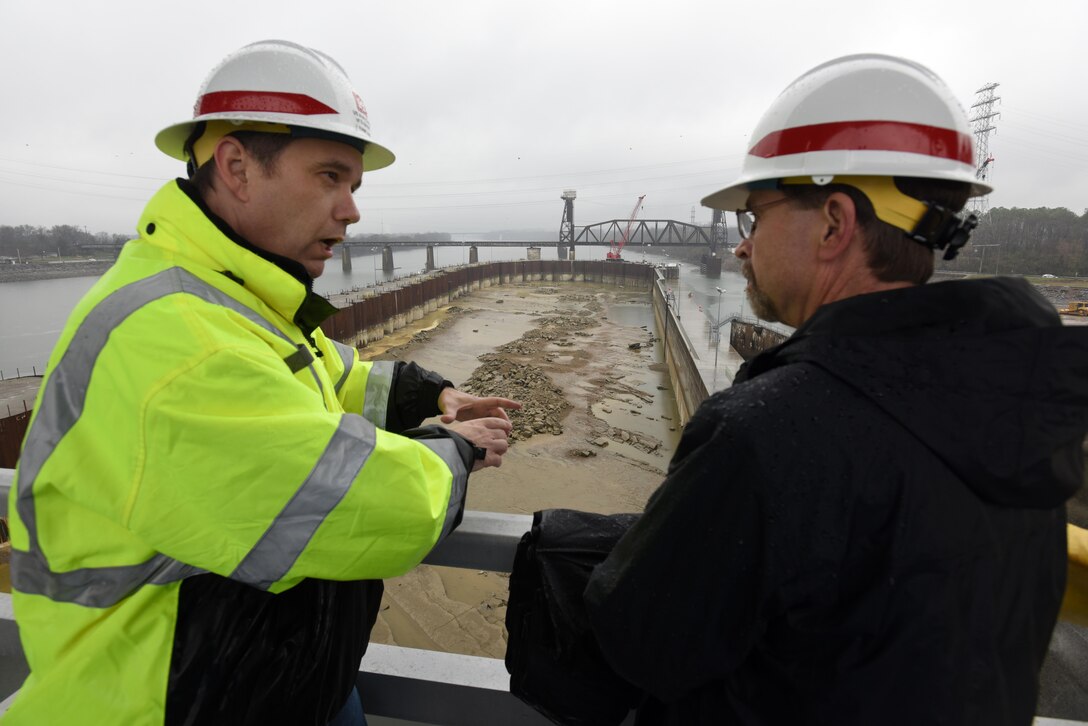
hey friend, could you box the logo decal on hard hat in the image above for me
[353,93,368,119]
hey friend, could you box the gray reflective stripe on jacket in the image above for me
[415,438,468,542]
[331,340,355,394]
[230,414,376,590]
[363,361,395,429]
[11,266,336,608]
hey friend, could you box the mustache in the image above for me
[741,261,755,283]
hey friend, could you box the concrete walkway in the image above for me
[0,377,39,419]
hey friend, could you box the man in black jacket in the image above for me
[583,54,1088,725]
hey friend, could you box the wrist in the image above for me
[437,381,455,413]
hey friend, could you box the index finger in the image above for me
[480,397,522,412]
[484,397,522,422]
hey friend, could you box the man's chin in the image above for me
[746,288,780,324]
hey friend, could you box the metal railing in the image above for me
[0,469,1083,726]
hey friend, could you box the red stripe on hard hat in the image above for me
[196,91,336,116]
[749,120,973,164]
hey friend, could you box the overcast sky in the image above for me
[2,1,1086,237]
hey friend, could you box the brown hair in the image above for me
[781,178,971,284]
[189,131,296,197]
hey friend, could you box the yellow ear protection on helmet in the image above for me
[182,120,293,178]
[779,175,978,260]
[181,119,370,179]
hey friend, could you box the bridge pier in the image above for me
[425,246,435,271]
[557,245,568,261]
[341,245,352,273]
[469,246,479,264]
[701,253,722,279]
[382,245,394,273]
[526,246,541,261]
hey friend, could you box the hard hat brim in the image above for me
[701,164,993,212]
[154,120,396,173]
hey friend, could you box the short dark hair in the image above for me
[189,131,296,197]
[781,178,971,284]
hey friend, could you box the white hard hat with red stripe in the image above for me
[701,54,989,212]
[155,39,395,173]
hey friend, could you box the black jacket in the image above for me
[584,277,1088,726]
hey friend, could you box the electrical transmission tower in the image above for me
[968,82,1000,217]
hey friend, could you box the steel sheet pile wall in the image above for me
[0,412,29,469]
[729,321,788,361]
[321,261,652,351]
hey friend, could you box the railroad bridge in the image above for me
[76,217,726,274]
[343,213,730,276]
[76,192,732,277]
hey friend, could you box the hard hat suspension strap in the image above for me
[781,175,977,260]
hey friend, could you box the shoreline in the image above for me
[0,261,114,284]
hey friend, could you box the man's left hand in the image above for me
[438,388,522,424]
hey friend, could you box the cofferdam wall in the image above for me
[320,259,653,349]
[650,273,708,426]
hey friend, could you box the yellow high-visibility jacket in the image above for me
[5,180,471,725]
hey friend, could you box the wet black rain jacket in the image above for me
[584,277,1088,726]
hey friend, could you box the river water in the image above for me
[0,244,755,379]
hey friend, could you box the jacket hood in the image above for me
[744,277,1088,508]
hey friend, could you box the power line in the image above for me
[0,157,167,181]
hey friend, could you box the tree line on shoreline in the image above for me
[2,206,1086,277]
[938,206,1088,277]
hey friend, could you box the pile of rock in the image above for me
[606,426,663,454]
[496,313,600,356]
[460,353,571,441]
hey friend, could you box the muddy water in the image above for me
[594,299,683,459]
[394,292,547,386]
[530,301,682,464]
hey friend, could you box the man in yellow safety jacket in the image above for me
[5,39,519,725]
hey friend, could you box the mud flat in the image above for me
[363,282,680,658]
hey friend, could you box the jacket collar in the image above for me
[737,277,1060,383]
[138,179,337,333]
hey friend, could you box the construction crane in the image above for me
[606,194,646,261]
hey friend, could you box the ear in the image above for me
[817,192,859,262]
[212,136,252,203]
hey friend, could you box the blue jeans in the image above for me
[328,686,367,726]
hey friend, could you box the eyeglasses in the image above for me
[735,196,793,240]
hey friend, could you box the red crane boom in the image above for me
[606,194,646,260]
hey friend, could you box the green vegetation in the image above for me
[0,225,127,261]
[937,206,1088,278]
